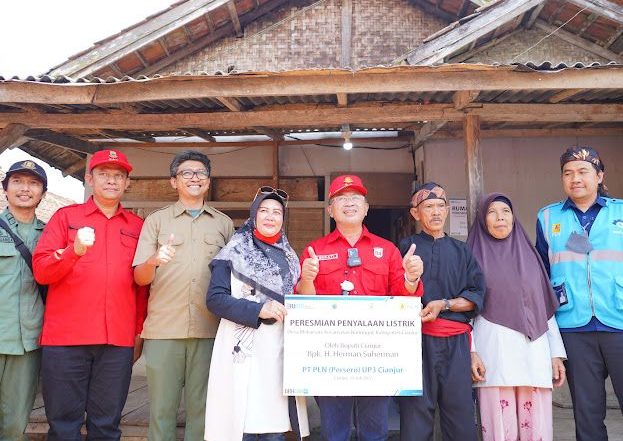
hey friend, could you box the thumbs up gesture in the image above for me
[154,233,176,266]
[301,247,320,282]
[402,243,423,283]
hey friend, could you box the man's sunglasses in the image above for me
[255,186,289,207]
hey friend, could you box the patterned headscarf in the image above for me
[211,192,300,304]
[411,182,447,208]
[560,146,604,172]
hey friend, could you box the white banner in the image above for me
[283,295,422,396]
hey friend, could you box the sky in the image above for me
[0,0,175,201]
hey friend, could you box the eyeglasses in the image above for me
[176,169,210,180]
[254,186,289,207]
[92,172,127,182]
[331,194,366,205]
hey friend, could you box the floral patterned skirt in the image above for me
[478,386,552,441]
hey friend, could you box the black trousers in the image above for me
[41,345,133,441]
[398,333,477,441]
[562,331,623,441]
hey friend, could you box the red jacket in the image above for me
[33,197,147,347]
[300,227,423,297]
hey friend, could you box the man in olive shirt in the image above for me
[0,160,47,441]
[133,151,233,441]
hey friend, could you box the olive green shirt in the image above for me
[0,210,45,354]
[133,201,234,339]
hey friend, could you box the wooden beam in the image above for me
[578,13,599,37]
[226,1,243,37]
[413,121,447,148]
[204,14,215,33]
[336,93,348,107]
[2,103,623,131]
[549,2,569,25]
[0,123,29,152]
[604,26,623,48]
[453,90,480,110]
[253,126,284,141]
[411,0,458,23]
[158,39,171,57]
[548,88,586,103]
[181,128,216,142]
[464,114,483,226]
[48,0,236,77]
[535,20,623,63]
[109,63,125,77]
[25,129,102,154]
[134,51,149,68]
[434,126,623,139]
[405,0,547,65]
[181,25,194,43]
[102,130,156,142]
[272,141,280,188]
[566,0,623,25]
[526,3,545,28]
[63,159,87,177]
[341,0,352,67]
[458,0,472,18]
[93,136,412,149]
[4,67,622,106]
[215,96,243,112]
[138,0,290,76]
[450,30,518,62]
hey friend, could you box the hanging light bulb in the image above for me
[342,124,353,150]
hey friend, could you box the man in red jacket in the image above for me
[33,149,147,441]
[297,174,424,441]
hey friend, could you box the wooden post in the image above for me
[341,0,352,68]
[272,141,280,189]
[464,114,483,227]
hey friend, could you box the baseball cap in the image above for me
[89,149,133,173]
[328,175,367,198]
[2,160,48,191]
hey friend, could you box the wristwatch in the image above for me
[442,298,451,311]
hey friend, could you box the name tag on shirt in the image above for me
[318,253,338,261]
[553,283,569,306]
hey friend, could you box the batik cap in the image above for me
[560,146,604,172]
[411,182,447,207]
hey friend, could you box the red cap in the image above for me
[89,149,133,173]
[328,175,367,198]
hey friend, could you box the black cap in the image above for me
[2,160,48,191]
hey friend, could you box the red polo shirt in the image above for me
[299,227,423,297]
[33,197,147,347]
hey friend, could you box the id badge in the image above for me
[553,283,568,306]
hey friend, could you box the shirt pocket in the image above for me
[203,233,225,259]
[121,229,140,250]
[361,261,390,295]
[317,258,344,294]
[157,233,185,247]
[0,242,18,274]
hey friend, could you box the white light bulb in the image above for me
[343,141,353,150]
